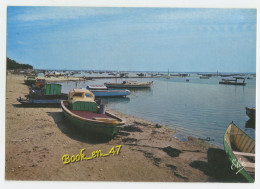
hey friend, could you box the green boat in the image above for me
[24,76,36,85]
[61,88,124,137]
[224,122,255,182]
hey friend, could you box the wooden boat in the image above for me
[61,88,124,137]
[35,78,46,88]
[104,81,153,88]
[29,83,68,99]
[24,76,36,85]
[219,77,246,86]
[86,85,131,97]
[246,107,255,120]
[224,122,255,182]
[17,97,61,105]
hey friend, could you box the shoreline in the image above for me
[109,108,223,149]
[5,74,245,182]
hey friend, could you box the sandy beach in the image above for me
[5,74,245,182]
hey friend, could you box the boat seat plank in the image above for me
[243,162,255,169]
[233,151,255,157]
[244,167,255,174]
[71,110,111,120]
[234,154,255,169]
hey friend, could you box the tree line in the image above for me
[7,57,33,70]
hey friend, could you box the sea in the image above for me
[48,71,256,147]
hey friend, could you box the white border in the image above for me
[0,1,259,189]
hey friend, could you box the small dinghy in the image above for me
[87,85,130,97]
[224,122,255,182]
[104,81,153,88]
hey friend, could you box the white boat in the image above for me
[86,85,131,97]
[104,81,153,88]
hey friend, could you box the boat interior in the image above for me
[63,100,119,123]
[226,124,255,177]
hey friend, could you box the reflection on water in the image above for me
[98,97,130,105]
[60,76,256,147]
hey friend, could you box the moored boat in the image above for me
[245,107,255,120]
[86,85,131,97]
[219,77,246,86]
[17,97,62,105]
[61,88,124,137]
[24,76,36,85]
[104,81,153,88]
[224,122,255,182]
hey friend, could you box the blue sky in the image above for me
[7,7,256,72]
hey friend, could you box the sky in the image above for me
[7,7,256,72]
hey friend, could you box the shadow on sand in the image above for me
[47,112,113,144]
[190,148,247,182]
[12,103,60,108]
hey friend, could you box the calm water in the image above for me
[60,74,256,147]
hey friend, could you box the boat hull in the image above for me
[91,89,131,97]
[17,97,61,105]
[61,101,124,137]
[224,122,255,182]
[246,107,255,120]
[24,79,36,85]
[29,91,68,99]
[219,81,246,86]
[104,84,152,88]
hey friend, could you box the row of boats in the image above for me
[19,78,154,137]
[20,76,255,182]
[20,77,153,105]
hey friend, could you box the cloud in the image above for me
[15,7,123,22]
[156,9,256,25]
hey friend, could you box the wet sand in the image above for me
[5,74,245,182]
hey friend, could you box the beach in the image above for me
[5,74,245,182]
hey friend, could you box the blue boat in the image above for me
[17,97,61,105]
[87,85,131,97]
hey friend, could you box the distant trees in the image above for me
[7,57,33,70]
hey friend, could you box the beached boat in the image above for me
[61,88,124,137]
[17,97,62,105]
[86,85,131,97]
[104,81,153,88]
[219,77,246,86]
[34,78,46,88]
[24,76,36,85]
[224,122,255,182]
[246,107,255,120]
[29,83,68,99]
